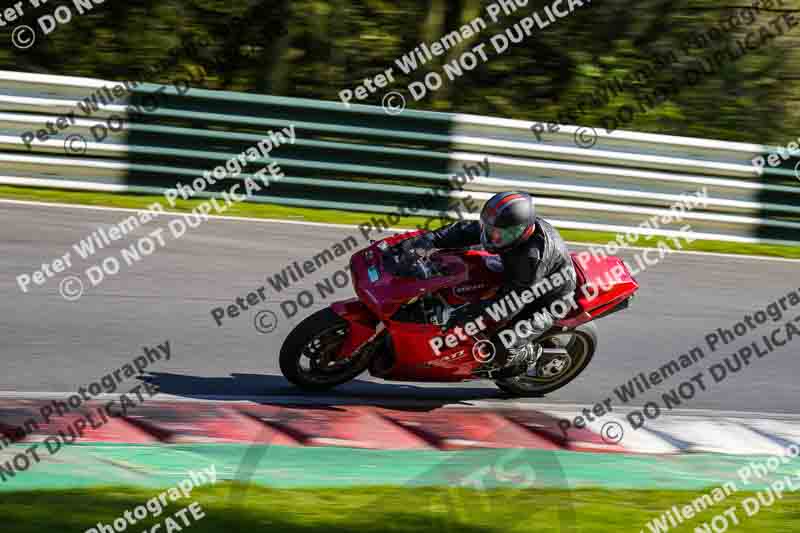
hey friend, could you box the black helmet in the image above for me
[479,192,536,252]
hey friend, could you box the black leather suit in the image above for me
[422,217,577,356]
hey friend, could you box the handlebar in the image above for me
[384,239,441,279]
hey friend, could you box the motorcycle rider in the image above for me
[409,191,576,374]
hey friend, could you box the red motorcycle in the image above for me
[280,230,639,396]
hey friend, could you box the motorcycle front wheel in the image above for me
[279,308,373,391]
[494,322,597,397]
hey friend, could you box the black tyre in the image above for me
[494,322,598,397]
[279,307,373,391]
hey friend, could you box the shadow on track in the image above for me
[138,371,517,410]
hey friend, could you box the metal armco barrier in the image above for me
[0,71,798,246]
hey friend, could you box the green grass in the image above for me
[2,484,799,532]
[2,184,800,259]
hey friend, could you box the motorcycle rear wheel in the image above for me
[279,308,373,391]
[494,322,597,397]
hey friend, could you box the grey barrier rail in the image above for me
[0,71,798,246]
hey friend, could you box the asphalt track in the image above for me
[1,200,799,414]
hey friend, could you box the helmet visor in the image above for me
[483,222,528,250]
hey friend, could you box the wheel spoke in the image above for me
[498,330,591,393]
[296,323,363,384]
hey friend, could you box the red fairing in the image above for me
[330,299,379,358]
[558,254,639,328]
[327,233,638,381]
[351,246,470,319]
[441,249,504,305]
[385,319,480,381]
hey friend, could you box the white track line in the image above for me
[1,197,799,263]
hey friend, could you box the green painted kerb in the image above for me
[1,443,797,492]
